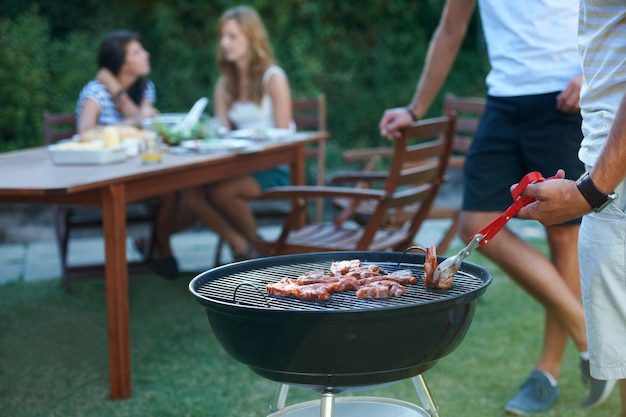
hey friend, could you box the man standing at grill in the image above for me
[378,0,615,414]
[517,2,626,416]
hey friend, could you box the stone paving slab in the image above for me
[0,243,26,285]
[0,218,545,285]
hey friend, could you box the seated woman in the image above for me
[76,29,158,131]
[75,29,175,277]
[152,5,293,268]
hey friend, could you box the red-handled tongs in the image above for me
[433,171,549,282]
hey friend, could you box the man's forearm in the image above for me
[408,0,476,118]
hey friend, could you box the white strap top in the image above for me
[227,66,289,130]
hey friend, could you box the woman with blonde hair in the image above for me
[148,5,293,275]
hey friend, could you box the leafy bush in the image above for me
[0,9,50,149]
[0,0,489,168]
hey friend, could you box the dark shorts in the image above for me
[462,92,584,225]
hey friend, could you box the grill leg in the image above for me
[412,375,440,417]
[270,383,290,412]
[319,392,335,417]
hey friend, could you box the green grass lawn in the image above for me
[0,245,621,417]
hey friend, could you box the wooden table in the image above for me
[0,131,328,400]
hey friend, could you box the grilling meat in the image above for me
[389,269,418,284]
[345,265,387,279]
[294,283,333,301]
[296,269,337,285]
[423,245,452,289]
[266,278,300,297]
[266,260,416,301]
[356,280,406,299]
[329,259,362,276]
[355,284,390,299]
[334,277,362,292]
[358,270,417,286]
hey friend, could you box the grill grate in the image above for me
[194,260,486,312]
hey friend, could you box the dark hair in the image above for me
[98,29,148,105]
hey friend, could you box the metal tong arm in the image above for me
[473,171,546,246]
[435,171,550,279]
[454,234,484,265]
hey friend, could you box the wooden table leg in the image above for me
[314,138,327,223]
[291,144,305,187]
[101,184,132,399]
[291,144,307,228]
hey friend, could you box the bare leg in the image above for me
[153,192,178,258]
[141,192,196,280]
[534,224,581,379]
[459,211,587,358]
[537,314,569,379]
[149,192,198,258]
[181,186,250,257]
[210,175,261,242]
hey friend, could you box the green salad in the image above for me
[153,120,210,146]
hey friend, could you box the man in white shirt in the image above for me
[378,0,615,414]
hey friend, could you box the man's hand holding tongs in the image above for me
[515,169,591,225]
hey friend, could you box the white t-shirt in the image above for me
[478,0,581,97]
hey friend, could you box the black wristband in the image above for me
[576,171,616,212]
[406,107,418,122]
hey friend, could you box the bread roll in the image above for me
[103,126,121,147]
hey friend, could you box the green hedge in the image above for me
[0,0,488,168]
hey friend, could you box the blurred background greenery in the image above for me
[0,0,488,169]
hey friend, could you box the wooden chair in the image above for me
[425,93,485,251]
[441,93,485,171]
[43,110,77,143]
[213,94,328,265]
[293,93,328,222]
[254,115,455,256]
[331,94,485,253]
[43,110,158,291]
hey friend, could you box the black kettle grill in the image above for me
[189,251,492,416]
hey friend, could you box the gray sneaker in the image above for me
[580,358,616,407]
[505,370,559,415]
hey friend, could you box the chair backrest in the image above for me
[442,93,485,168]
[334,115,456,248]
[256,115,456,255]
[293,94,328,221]
[43,110,77,144]
[293,94,327,131]
[372,115,456,242]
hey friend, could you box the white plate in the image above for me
[143,113,187,128]
[48,143,128,165]
[229,128,293,140]
[180,138,258,153]
[235,144,265,154]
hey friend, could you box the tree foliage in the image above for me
[0,0,488,160]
